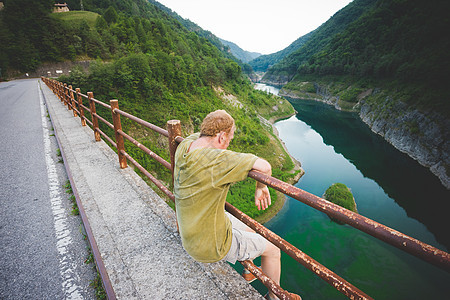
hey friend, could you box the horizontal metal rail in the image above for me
[84,117,93,127]
[95,113,114,130]
[113,108,169,137]
[99,129,117,149]
[42,77,450,300]
[248,170,450,272]
[120,150,175,201]
[92,97,111,109]
[225,202,372,299]
[240,260,292,300]
[117,130,172,170]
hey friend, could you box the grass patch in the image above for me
[64,180,79,215]
[324,183,357,212]
[84,246,107,300]
[51,11,100,28]
[323,183,357,224]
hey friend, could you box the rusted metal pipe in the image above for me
[120,150,175,202]
[240,260,293,300]
[248,170,450,272]
[95,114,114,130]
[98,129,117,149]
[225,202,373,300]
[91,98,111,109]
[113,108,169,137]
[117,129,171,170]
[44,78,449,299]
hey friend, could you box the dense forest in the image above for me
[261,0,378,83]
[261,0,450,112]
[0,0,299,220]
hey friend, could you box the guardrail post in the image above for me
[76,88,86,126]
[66,84,71,108]
[58,82,63,103]
[110,100,127,169]
[88,92,101,142]
[167,120,181,184]
[69,85,77,117]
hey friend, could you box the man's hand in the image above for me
[255,186,271,210]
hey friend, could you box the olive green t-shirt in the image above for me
[174,133,258,263]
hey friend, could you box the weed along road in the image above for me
[0,79,96,299]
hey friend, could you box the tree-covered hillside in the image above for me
[219,38,261,63]
[146,0,255,74]
[294,0,450,104]
[1,0,299,220]
[268,0,449,187]
[266,0,450,112]
[262,0,377,83]
[249,30,315,73]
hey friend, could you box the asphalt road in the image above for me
[0,79,95,299]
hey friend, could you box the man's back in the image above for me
[174,132,257,262]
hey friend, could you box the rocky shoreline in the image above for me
[279,86,450,189]
[359,100,450,189]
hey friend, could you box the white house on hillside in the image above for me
[53,3,69,13]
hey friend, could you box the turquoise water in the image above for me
[250,84,450,299]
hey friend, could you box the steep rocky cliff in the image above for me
[279,84,450,189]
[359,98,449,189]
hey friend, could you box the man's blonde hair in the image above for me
[200,110,235,137]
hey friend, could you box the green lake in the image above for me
[249,84,450,299]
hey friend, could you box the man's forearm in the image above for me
[252,158,272,188]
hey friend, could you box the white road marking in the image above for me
[38,81,83,299]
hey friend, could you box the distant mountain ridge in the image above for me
[261,0,450,188]
[249,30,315,73]
[262,0,377,84]
[218,38,261,63]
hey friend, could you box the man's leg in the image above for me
[261,241,281,287]
[225,213,281,289]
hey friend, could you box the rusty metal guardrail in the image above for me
[41,77,450,300]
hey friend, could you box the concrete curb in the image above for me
[39,79,263,299]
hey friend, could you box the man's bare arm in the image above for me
[252,158,272,210]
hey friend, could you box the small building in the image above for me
[53,3,69,13]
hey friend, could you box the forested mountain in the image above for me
[218,38,261,63]
[268,0,450,188]
[0,0,300,219]
[291,0,450,99]
[262,0,377,84]
[264,0,450,112]
[249,30,315,73]
[146,0,236,61]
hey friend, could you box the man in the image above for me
[174,110,300,300]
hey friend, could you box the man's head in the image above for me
[200,110,235,149]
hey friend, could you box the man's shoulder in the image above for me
[184,132,200,143]
[217,149,258,165]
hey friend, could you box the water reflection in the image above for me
[252,84,450,299]
[288,98,450,250]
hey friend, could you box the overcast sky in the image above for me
[156,0,353,54]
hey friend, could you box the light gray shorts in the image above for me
[221,212,268,264]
